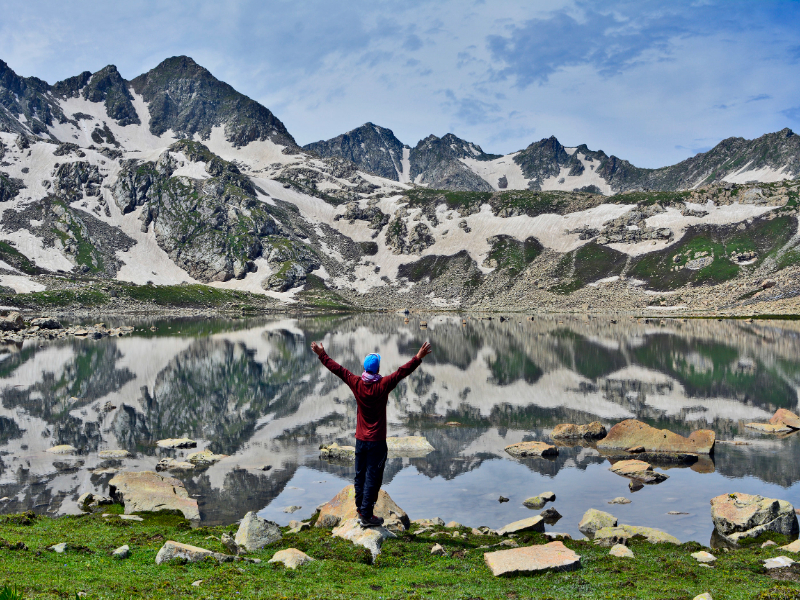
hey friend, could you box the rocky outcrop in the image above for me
[409,134,496,192]
[108,471,200,520]
[483,541,581,576]
[504,441,558,458]
[770,409,800,430]
[315,485,409,530]
[551,422,606,440]
[710,493,798,544]
[80,65,140,126]
[234,511,282,551]
[597,420,714,455]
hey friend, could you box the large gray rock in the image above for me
[108,471,200,520]
[504,441,558,458]
[710,492,798,544]
[483,541,581,576]
[155,541,216,564]
[234,511,282,551]
[315,485,409,530]
[578,509,617,538]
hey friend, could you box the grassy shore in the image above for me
[1,506,799,599]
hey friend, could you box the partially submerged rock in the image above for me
[609,497,631,505]
[46,445,77,455]
[593,525,680,546]
[483,541,581,576]
[710,492,798,544]
[234,511,282,551]
[108,471,200,520]
[332,518,395,560]
[609,459,669,484]
[413,517,444,527]
[98,450,131,459]
[386,436,435,457]
[319,443,355,462]
[770,409,800,430]
[504,441,558,458]
[77,492,112,512]
[578,509,617,538]
[156,457,195,472]
[597,420,714,454]
[497,516,545,536]
[552,422,606,440]
[156,438,197,449]
[269,548,314,569]
[186,448,228,466]
[315,485,409,530]
[745,422,792,434]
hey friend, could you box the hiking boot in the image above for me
[358,513,384,527]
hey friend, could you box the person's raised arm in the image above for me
[311,341,359,388]
[383,341,432,391]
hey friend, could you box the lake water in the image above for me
[2,313,800,545]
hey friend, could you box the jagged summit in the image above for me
[130,56,296,147]
[304,122,407,181]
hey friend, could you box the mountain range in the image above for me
[0,55,799,314]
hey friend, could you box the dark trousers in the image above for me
[354,439,388,517]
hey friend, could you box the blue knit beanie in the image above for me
[363,353,381,374]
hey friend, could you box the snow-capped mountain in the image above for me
[1,55,799,313]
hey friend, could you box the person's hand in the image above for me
[416,341,432,361]
[311,341,325,357]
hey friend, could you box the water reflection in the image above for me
[1,314,800,543]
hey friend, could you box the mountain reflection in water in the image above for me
[1,314,800,543]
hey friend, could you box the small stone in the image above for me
[112,545,130,559]
[412,518,444,527]
[762,540,778,548]
[504,441,558,458]
[540,507,562,523]
[539,491,556,502]
[98,450,131,459]
[667,511,689,515]
[46,445,77,455]
[498,496,509,503]
[155,541,213,564]
[691,551,716,563]
[430,543,446,556]
[221,533,239,555]
[284,505,302,514]
[780,539,800,553]
[764,556,795,569]
[156,438,197,449]
[191,581,203,587]
[332,518,395,560]
[120,515,143,522]
[50,542,67,553]
[497,516,545,536]
[609,497,631,505]
[609,544,634,558]
[235,512,282,551]
[693,594,713,600]
[268,548,315,569]
[523,496,546,509]
[445,521,462,529]
[186,448,228,466]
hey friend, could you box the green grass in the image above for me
[120,284,262,307]
[295,274,353,310]
[550,243,627,294]
[777,249,800,270]
[609,190,692,206]
[0,242,40,275]
[2,510,799,599]
[486,236,542,276]
[0,289,109,308]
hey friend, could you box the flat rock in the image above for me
[504,441,558,458]
[156,438,197,449]
[609,497,631,505]
[484,541,581,576]
[764,556,795,569]
[745,422,792,433]
[112,545,130,559]
[710,492,798,543]
[578,509,617,538]
[315,485,409,529]
[497,516,544,536]
[156,458,195,472]
[386,436,435,457]
[691,551,716,563]
[268,548,314,569]
[235,511,282,551]
[593,525,680,546]
[609,459,668,484]
[780,539,800,553]
[108,471,199,520]
[609,544,634,558]
[770,408,800,430]
[46,445,77,455]
[332,518,395,560]
[98,450,131,459]
[552,422,606,440]
[155,541,212,565]
[413,518,444,527]
[186,449,228,466]
[597,420,714,454]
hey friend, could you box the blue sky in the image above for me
[1,0,799,167]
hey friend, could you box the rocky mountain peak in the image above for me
[130,55,296,148]
[303,122,406,180]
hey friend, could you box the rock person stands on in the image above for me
[311,340,432,526]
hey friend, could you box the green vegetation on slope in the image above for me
[1,509,799,599]
[550,243,628,294]
[485,235,542,276]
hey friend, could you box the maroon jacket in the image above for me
[318,351,421,441]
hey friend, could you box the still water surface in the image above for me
[1,314,800,545]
